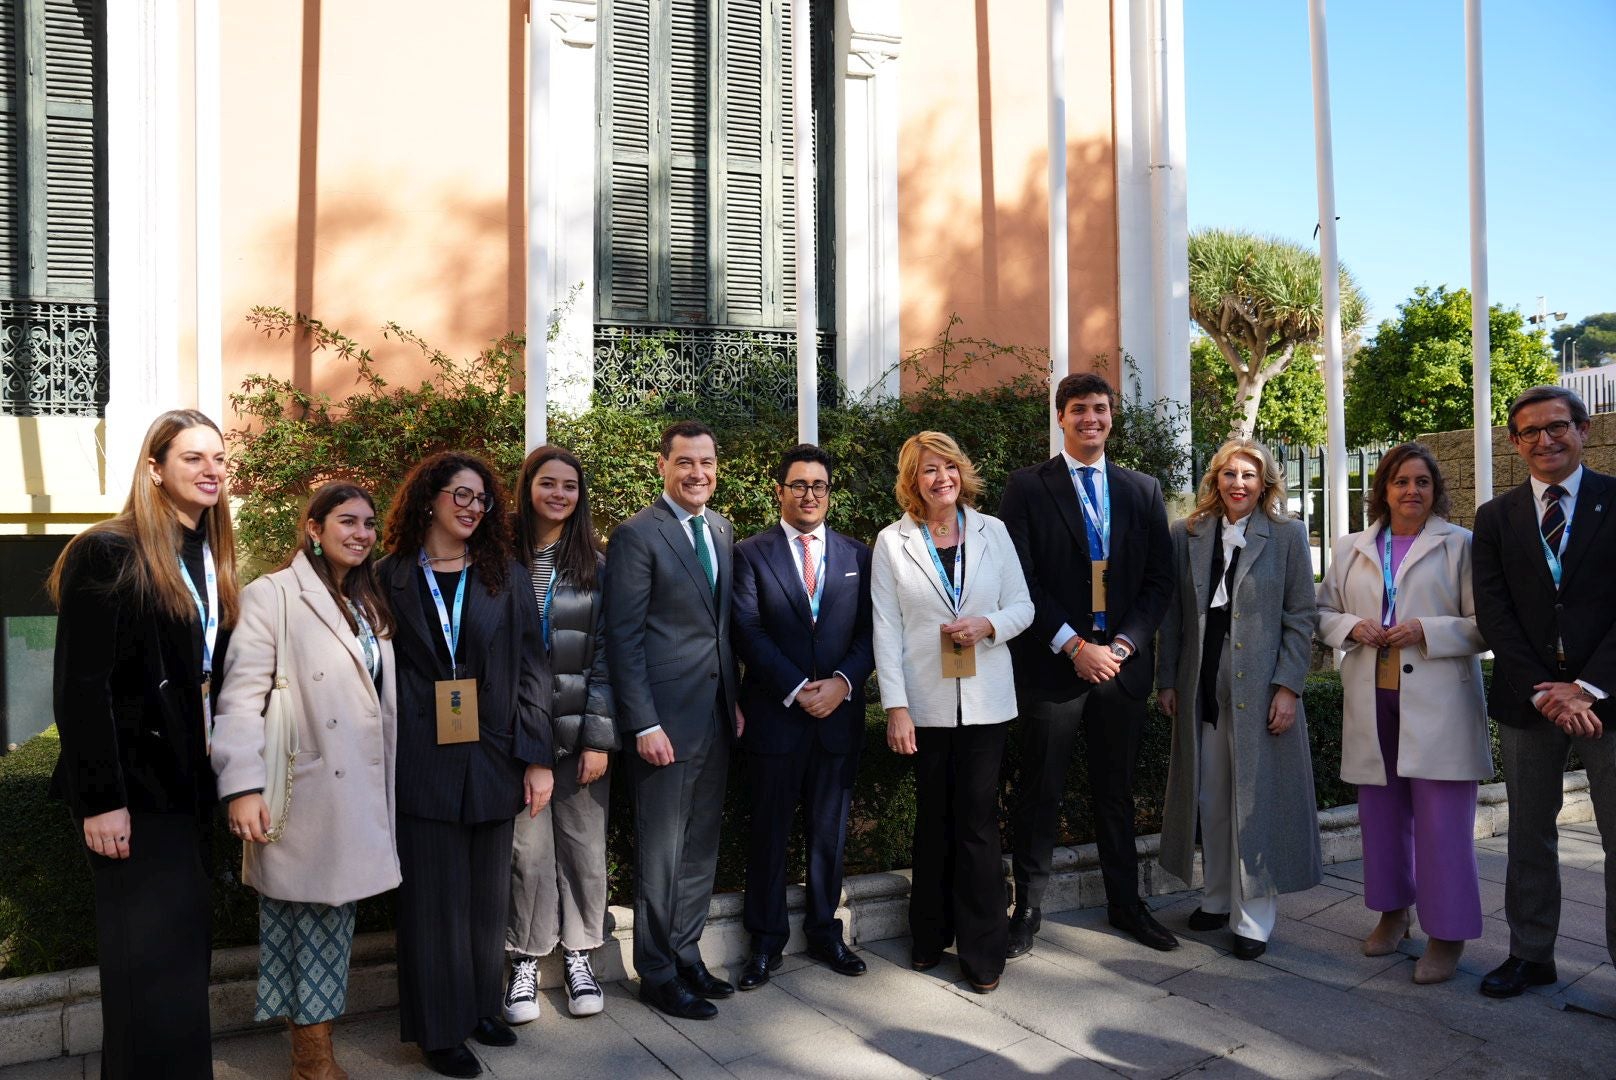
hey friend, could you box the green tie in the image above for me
[689,514,716,593]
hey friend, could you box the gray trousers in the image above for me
[1497,721,1616,964]
[630,718,730,987]
[508,755,612,956]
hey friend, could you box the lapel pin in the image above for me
[1595,504,1603,512]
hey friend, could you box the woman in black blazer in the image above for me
[48,408,241,1079]
[378,451,554,1079]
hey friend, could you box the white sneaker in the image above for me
[503,954,541,1024]
[563,949,604,1017]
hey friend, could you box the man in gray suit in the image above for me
[606,420,739,1020]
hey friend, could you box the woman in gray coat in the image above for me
[504,446,618,1025]
[1156,439,1321,959]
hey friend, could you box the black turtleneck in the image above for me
[179,522,209,666]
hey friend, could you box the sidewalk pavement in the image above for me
[5,821,1613,1080]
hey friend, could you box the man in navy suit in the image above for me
[731,444,875,989]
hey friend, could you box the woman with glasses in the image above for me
[379,452,554,1079]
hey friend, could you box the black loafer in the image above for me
[423,1044,482,1078]
[807,939,867,976]
[911,948,943,972]
[1006,905,1041,959]
[959,959,1001,994]
[471,1017,516,1047]
[737,951,783,990]
[677,959,736,998]
[639,976,718,1020]
[1187,907,1230,932]
[1231,934,1267,961]
[1480,955,1557,998]
[1109,901,1180,952]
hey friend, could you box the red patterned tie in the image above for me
[799,535,816,599]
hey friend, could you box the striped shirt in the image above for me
[530,542,558,612]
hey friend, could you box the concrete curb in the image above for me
[0,770,1595,1069]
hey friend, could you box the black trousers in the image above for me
[395,813,514,1050]
[743,742,858,955]
[86,811,214,1080]
[1012,680,1147,909]
[910,723,1009,980]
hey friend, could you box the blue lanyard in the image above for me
[920,511,965,614]
[347,600,380,681]
[1380,526,1419,628]
[1072,465,1111,560]
[1541,509,1571,589]
[178,540,218,675]
[418,552,468,666]
[800,535,827,621]
[540,568,556,651]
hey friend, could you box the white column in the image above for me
[1046,0,1067,457]
[792,0,817,443]
[1112,0,1151,396]
[548,1,599,416]
[526,1,554,452]
[1308,0,1347,542]
[193,0,223,428]
[840,0,900,399]
[1147,0,1188,470]
[1466,0,1492,508]
[106,0,181,486]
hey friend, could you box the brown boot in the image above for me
[1414,938,1464,984]
[288,1019,348,1080]
[1362,908,1411,957]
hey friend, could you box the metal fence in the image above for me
[1560,366,1616,415]
[0,300,109,417]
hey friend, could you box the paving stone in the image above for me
[1432,1042,1613,1080]
[1473,847,1510,884]
[1476,874,1507,917]
[1557,897,1610,949]
[1558,835,1607,872]
[725,1024,922,1079]
[1256,915,1408,991]
[601,981,730,1080]
[936,1034,1114,1078]
[1324,858,1365,883]
[1036,905,1225,985]
[1557,864,1608,909]
[643,973,838,1065]
[0,1008,61,1070]
[1276,882,1358,921]
[213,1012,444,1079]
[476,989,664,1079]
[0,1058,80,1080]
[1559,961,1616,1020]
[1459,913,1610,991]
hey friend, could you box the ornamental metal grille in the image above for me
[593,323,837,416]
[0,300,109,417]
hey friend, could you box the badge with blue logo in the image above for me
[436,676,480,744]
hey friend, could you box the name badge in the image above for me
[1375,648,1401,691]
[435,678,481,744]
[1091,559,1108,621]
[940,627,977,679]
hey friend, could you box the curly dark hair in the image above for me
[384,451,513,594]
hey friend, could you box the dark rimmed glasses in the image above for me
[784,480,831,499]
[1510,420,1574,443]
[440,486,494,512]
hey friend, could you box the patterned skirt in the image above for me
[255,898,358,1025]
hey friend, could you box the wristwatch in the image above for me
[1108,642,1129,662]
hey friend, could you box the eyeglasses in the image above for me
[1510,420,1574,443]
[783,480,831,499]
[439,486,493,512]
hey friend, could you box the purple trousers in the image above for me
[1357,689,1484,941]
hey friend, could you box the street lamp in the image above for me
[1527,296,1568,371]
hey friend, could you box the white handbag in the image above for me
[261,578,300,843]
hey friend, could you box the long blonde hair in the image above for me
[1186,438,1287,533]
[894,431,983,521]
[48,409,241,627]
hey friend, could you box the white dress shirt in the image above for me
[662,492,721,589]
[776,520,854,707]
[1048,452,1135,655]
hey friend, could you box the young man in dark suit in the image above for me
[1472,385,1616,998]
[730,444,875,989]
[605,421,739,1020]
[999,371,1178,957]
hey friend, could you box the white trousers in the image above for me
[1197,693,1278,942]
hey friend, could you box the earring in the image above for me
[312,540,323,557]
[153,477,162,486]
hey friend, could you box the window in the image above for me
[0,0,108,418]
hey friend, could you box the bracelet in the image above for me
[1069,638,1086,658]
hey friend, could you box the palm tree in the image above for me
[1188,228,1367,439]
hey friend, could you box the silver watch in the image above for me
[1108,643,1128,661]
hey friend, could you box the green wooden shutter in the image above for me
[42,0,96,300]
[714,0,768,324]
[666,0,708,322]
[0,0,19,294]
[597,0,654,321]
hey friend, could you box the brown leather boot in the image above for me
[1414,938,1464,984]
[1362,908,1411,957]
[288,1020,348,1080]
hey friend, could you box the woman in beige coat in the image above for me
[1316,443,1490,984]
[213,483,400,1079]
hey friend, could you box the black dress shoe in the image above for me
[1187,907,1230,932]
[677,959,736,998]
[1108,901,1180,951]
[807,939,867,976]
[1006,905,1042,959]
[959,959,1001,994]
[639,977,719,1020]
[471,1017,516,1047]
[423,1044,482,1078]
[1231,934,1267,960]
[1480,955,1558,998]
[737,951,783,990]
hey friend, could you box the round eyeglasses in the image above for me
[439,486,494,512]
[784,480,831,499]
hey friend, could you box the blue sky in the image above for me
[1184,0,1615,344]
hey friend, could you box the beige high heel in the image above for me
[1363,908,1412,957]
[1414,938,1464,984]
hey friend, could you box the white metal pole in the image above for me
[526,0,552,452]
[194,0,222,426]
[1307,0,1347,544]
[1047,0,1067,456]
[793,0,817,444]
[1466,0,1492,507]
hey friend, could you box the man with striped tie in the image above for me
[1473,385,1616,998]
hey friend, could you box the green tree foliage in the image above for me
[1189,335,1326,455]
[1344,286,1558,444]
[1551,312,1616,369]
[1188,228,1367,438]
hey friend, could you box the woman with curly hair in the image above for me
[379,451,554,1079]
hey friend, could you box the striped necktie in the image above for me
[1541,484,1568,554]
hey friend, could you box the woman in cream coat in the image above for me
[214,483,400,1080]
[872,431,1033,993]
[1316,442,1490,984]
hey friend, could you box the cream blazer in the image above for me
[213,553,402,905]
[871,507,1034,726]
[1316,518,1492,785]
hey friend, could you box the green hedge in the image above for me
[5,668,1512,978]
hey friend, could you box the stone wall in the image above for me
[1420,412,1616,528]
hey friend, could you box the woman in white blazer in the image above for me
[213,482,400,1079]
[1316,443,1490,985]
[872,431,1033,993]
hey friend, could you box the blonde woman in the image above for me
[1156,438,1321,959]
[47,409,241,1079]
[871,431,1033,993]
